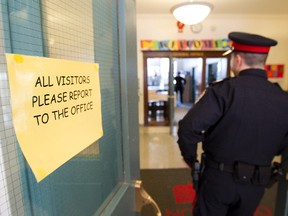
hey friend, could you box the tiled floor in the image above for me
[140,104,195,169]
[139,126,186,169]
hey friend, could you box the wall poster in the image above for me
[265,64,284,78]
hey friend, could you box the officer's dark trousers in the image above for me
[193,167,265,216]
[175,87,184,103]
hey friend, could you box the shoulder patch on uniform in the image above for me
[209,77,232,86]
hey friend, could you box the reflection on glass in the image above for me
[205,58,228,87]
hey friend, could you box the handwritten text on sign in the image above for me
[32,75,94,125]
[6,54,103,182]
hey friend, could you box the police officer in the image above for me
[174,72,186,103]
[177,32,288,216]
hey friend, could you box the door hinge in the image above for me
[134,180,162,216]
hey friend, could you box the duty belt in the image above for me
[205,157,235,173]
[203,155,282,188]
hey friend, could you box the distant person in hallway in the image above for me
[174,72,186,103]
[177,32,288,216]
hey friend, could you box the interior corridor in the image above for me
[140,104,191,170]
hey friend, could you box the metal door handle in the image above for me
[134,180,162,216]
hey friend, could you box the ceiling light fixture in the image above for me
[171,1,213,25]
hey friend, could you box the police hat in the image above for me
[223,32,277,56]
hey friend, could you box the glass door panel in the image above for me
[147,58,170,125]
[173,58,203,104]
[205,58,228,87]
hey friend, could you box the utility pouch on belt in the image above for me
[252,166,271,187]
[233,162,255,184]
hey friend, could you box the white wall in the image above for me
[137,14,288,125]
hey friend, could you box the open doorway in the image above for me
[172,58,203,124]
[143,51,230,127]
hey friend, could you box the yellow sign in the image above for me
[6,54,103,182]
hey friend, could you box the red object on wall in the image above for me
[177,21,185,33]
[265,64,284,78]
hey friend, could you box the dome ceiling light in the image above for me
[171,1,213,25]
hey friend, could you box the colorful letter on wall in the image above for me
[140,39,231,51]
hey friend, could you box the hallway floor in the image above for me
[140,103,193,169]
[140,126,186,169]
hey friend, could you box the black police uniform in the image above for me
[177,32,288,216]
[175,74,186,103]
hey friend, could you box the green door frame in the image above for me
[95,0,140,215]
[1,0,140,215]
